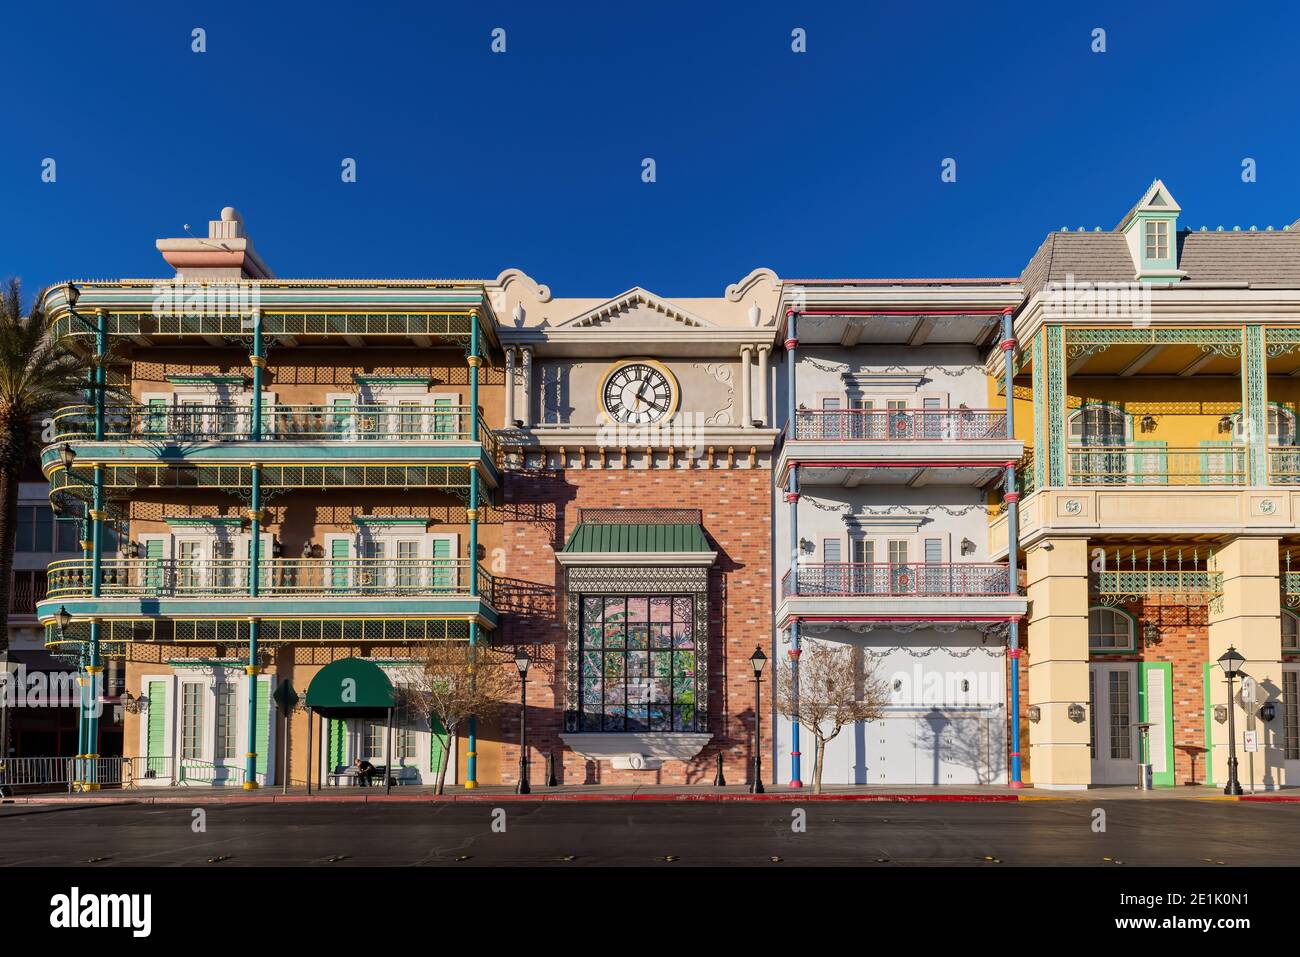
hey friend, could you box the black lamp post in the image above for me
[749,646,767,794]
[515,647,531,794]
[1217,645,1245,796]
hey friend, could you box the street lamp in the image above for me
[749,646,767,794]
[515,647,531,795]
[64,282,81,309]
[1217,645,1245,796]
[55,605,73,635]
[58,442,76,470]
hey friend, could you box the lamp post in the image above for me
[749,646,767,794]
[515,647,531,795]
[1217,645,1245,796]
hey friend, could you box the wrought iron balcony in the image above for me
[1065,445,1247,486]
[781,562,1013,598]
[792,409,1008,442]
[45,557,495,605]
[50,403,499,462]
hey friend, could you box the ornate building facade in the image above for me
[33,182,1300,790]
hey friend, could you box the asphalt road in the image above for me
[0,800,1296,867]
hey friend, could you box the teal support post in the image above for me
[249,311,265,441]
[1243,324,1268,486]
[94,309,107,442]
[466,620,479,789]
[469,312,481,442]
[74,648,87,788]
[245,465,262,788]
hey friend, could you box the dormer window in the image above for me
[1144,219,1169,260]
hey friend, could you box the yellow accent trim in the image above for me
[88,510,106,521]
[465,508,479,521]
[243,781,260,790]
[596,358,681,424]
[246,752,257,758]
[84,665,104,674]
[249,355,268,368]
[467,355,484,368]
[81,782,102,791]
[463,781,478,789]
[245,666,261,675]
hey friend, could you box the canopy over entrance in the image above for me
[305,657,396,719]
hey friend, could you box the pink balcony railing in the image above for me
[792,409,1008,442]
[781,562,1013,598]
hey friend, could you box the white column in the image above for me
[503,347,516,427]
[740,346,753,429]
[520,346,533,427]
[757,346,770,427]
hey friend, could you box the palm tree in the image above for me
[0,279,92,761]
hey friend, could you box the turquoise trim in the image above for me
[353,375,433,386]
[352,517,430,527]
[164,516,246,527]
[1087,605,1137,654]
[165,375,247,385]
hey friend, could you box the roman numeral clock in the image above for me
[599,359,680,425]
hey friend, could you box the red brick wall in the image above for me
[494,467,773,786]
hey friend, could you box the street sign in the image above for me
[1243,730,1259,753]
[272,678,299,717]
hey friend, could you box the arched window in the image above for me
[1231,404,1297,446]
[1088,606,1135,652]
[1068,404,1128,446]
[1283,610,1299,651]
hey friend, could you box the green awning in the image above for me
[305,657,396,718]
[562,523,711,553]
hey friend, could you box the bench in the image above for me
[326,764,416,787]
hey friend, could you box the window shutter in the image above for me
[430,714,448,774]
[331,538,350,592]
[256,680,271,780]
[146,680,167,775]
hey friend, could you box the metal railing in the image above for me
[0,757,72,789]
[50,403,499,462]
[8,571,47,614]
[782,562,1013,598]
[1065,445,1247,485]
[1269,447,1300,484]
[45,557,495,604]
[792,409,1008,442]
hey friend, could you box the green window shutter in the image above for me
[327,718,345,772]
[256,680,271,779]
[1203,662,1215,787]
[146,398,167,434]
[146,680,167,774]
[1132,440,1167,486]
[433,537,453,592]
[1138,662,1176,787]
[145,539,164,594]
[430,714,448,774]
[245,537,268,590]
[433,397,454,438]
[1199,440,1235,485]
[330,538,350,592]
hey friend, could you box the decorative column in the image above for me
[1207,538,1284,788]
[1243,325,1268,486]
[756,346,770,427]
[1000,308,1023,787]
[244,464,263,789]
[740,346,753,428]
[94,309,107,441]
[503,346,516,427]
[84,461,105,790]
[1025,537,1091,788]
[466,464,480,790]
[785,310,798,433]
[1045,326,1066,486]
[520,346,533,428]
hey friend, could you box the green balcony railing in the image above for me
[45,557,495,605]
[50,403,499,462]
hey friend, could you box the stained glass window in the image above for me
[579,593,697,732]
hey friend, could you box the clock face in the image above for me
[601,360,677,424]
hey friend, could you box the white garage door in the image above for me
[862,711,997,785]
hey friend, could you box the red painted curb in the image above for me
[1239,795,1300,802]
[8,791,1022,805]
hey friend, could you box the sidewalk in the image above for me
[7,782,1298,805]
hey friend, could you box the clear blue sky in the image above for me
[3,1,1299,305]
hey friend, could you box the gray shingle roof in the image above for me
[1020,228,1300,297]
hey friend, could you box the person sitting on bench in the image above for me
[354,758,378,787]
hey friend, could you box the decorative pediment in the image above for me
[557,287,718,330]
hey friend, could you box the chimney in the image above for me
[155,206,275,280]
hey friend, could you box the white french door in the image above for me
[1089,663,1138,785]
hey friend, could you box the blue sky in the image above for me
[3,1,1299,304]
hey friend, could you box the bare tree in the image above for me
[776,641,889,793]
[395,642,515,794]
